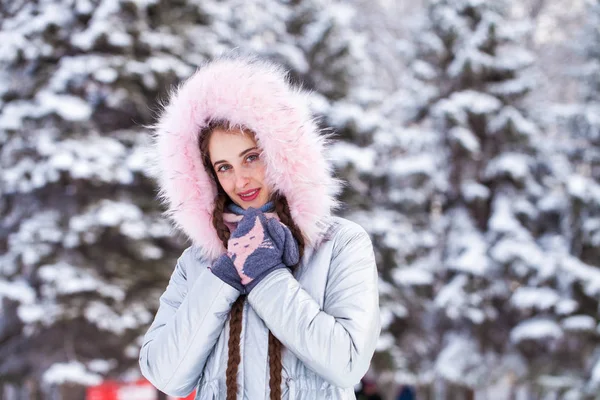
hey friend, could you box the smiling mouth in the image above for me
[239,189,260,201]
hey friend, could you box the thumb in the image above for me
[282,225,300,266]
[265,217,286,249]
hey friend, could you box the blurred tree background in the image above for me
[0,0,598,399]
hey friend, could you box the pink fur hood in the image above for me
[150,57,342,260]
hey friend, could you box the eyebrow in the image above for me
[213,147,258,167]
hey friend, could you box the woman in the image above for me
[139,57,381,400]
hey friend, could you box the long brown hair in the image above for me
[199,121,306,400]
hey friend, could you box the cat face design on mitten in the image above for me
[228,215,275,284]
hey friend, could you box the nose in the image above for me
[235,171,251,189]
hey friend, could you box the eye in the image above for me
[246,153,259,163]
[216,164,231,173]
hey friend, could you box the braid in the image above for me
[212,192,231,245]
[226,296,245,400]
[274,195,306,269]
[264,194,305,399]
[209,191,244,400]
[268,332,283,400]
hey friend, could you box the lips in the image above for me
[238,188,260,202]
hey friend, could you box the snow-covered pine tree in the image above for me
[0,0,210,395]
[421,0,600,397]
[366,0,600,397]
[545,0,600,395]
[296,1,452,397]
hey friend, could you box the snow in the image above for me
[560,256,600,297]
[37,91,92,121]
[0,279,36,304]
[392,266,434,286]
[447,233,489,275]
[93,67,119,83]
[412,60,437,80]
[449,126,481,153]
[494,47,535,71]
[435,335,486,386]
[510,318,563,343]
[2,134,144,193]
[120,221,148,240]
[448,48,495,78]
[418,32,445,57]
[43,361,102,386]
[38,262,125,301]
[380,307,394,329]
[0,31,28,63]
[389,154,436,178]
[17,304,47,324]
[555,299,579,315]
[484,153,531,183]
[434,275,468,317]
[87,359,116,374]
[0,91,92,130]
[561,315,596,332]
[9,212,62,263]
[461,181,491,202]
[96,201,143,227]
[567,175,600,205]
[0,101,45,130]
[490,236,549,278]
[445,210,490,276]
[139,244,164,260]
[434,91,502,122]
[329,142,376,172]
[488,195,527,234]
[488,106,539,137]
[75,0,94,14]
[376,333,395,351]
[327,101,380,133]
[511,287,561,311]
[536,375,583,391]
[592,359,600,386]
[84,301,152,335]
[488,76,535,98]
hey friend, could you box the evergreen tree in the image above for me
[362,0,600,397]
[416,0,600,397]
[548,1,600,394]
[0,0,200,393]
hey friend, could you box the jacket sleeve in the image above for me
[247,221,381,388]
[139,247,240,396]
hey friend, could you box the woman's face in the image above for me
[208,128,271,209]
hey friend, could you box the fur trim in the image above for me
[150,56,342,259]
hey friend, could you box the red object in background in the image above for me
[86,378,196,400]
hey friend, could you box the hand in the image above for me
[228,207,299,292]
[209,253,245,293]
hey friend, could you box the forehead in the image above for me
[208,128,258,160]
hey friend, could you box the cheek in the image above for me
[256,166,272,196]
[253,163,267,184]
[218,175,235,193]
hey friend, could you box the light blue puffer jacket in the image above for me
[139,216,380,400]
